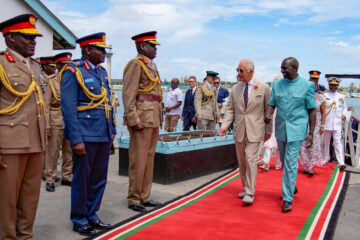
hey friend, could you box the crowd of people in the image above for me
[0,13,355,239]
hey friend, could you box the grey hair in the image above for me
[245,61,255,72]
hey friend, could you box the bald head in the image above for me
[237,59,254,83]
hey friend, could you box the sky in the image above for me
[43,0,360,86]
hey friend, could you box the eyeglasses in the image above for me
[188,81,195,83]
[214,82,220,85]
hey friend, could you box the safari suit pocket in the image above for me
[136,101,154,124]
[0,114,30,148]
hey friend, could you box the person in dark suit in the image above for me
[214,76,229,126]
[181,76,197,131]
[60,33,116,236]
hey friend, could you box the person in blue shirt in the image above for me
[265,57,316,213]
[60,32,116,236]
[181,76,197,131]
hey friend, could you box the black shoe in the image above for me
[128,203,147,212]
[282,201,292,213]
[143,200,162,207]
[61,180,72,186]
[89,219,111,230]
[55,177,60,182]
[303,171,308,175]
[73,224,96,236]
[46,183,55,192]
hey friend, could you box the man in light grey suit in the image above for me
[218,59,272,205]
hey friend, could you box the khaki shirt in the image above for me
[122,54,162,128]
[0,48,46,154]
[194,81,220,120]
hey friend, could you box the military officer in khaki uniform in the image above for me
[123,31,162,212]
[0,14,46,239]
[195,71,220,130]
[43,52,73,192]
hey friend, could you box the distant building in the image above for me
[350,82,359,90]
[0,0,77,57]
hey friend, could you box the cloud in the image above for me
[328,41,360,61]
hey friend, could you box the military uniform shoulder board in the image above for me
[4,52,15,62]
[338,91,346,95]
[65,65,75,73]
[30,57,40,65]
[83,61,90,70]
[138,56,148,64]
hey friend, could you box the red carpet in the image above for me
[90,159,348,240]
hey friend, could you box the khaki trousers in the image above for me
[45,129,73,183]
[164,114,180,132]
[235,133,261,196]
[0,152,43,240]
[197,119,216,131]
[127,127,158,205]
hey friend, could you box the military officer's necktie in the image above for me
[244,83,248,108]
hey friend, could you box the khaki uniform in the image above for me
[44,74,72,183]
[0,48,46,239]
[194,81,220,130]
[123,54,162,205]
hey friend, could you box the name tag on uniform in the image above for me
[85,78,94,83]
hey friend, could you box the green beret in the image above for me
[206,70,219,77]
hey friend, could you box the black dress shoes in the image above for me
[143,200,161,207]
[128,203,147,212]
[73,224,96,236]
[46,183,55,192]
[55,177,60,182]
[89,219,112,230]
[282,201,292,213]
[61,180,72,186]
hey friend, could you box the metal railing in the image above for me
[344,112,360,168]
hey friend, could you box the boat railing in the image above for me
[344,112,360,168]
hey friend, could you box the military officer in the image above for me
[60,33,116,236]
[43,52,73,192]
[123,31,162,212]
[0,14,46,239]
[309,70,325,93]
[322,76,347,170]
[194,70,220,130]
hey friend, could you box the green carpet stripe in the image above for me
[296,166,339,239]
[115,174,239,240]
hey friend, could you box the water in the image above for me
[115,91,360,137]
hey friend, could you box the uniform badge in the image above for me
[85,78,94,83]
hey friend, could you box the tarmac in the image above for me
[33,149,360,240]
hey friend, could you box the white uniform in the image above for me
[322,91,347,165]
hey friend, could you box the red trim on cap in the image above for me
[4,52,15,63]
[54,56,71,63]
[40,59,54,64]
[134,35,156,43]
[2,22,36,35]
[78,38,103,47]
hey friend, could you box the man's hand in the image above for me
[0,156,7,169]
[47,129,51,137]
[216,115,220,122]
[181,117,184,121]
[165,107,171,112]
[134,122,144,131]
[342,115,346,121]
[197,115,202,121]
[306,134,314,148]
[217,128,226,136]
[110,134,116,146]
[264,115,272,125]
[320,126,324,134]
[73,142,86,155]
[191,117,197,123]
[264,133,271,142]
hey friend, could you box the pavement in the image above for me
[33,150,360,240]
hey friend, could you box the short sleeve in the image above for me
[268,85,276,107]
[177,89,183,102]
[305,83,316,109]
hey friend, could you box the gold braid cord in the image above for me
[49,79,61,111]
[200,86,214,106]
[74,67,110,120]
[0,63,45,116]
[325,101,336,117]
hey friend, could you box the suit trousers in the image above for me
[0,152,43,240]
[183,117,197,131]
[277,140,302,202]
[322,130,345,165]
[127,127,158,205]
[45,129,73,183]
[197,119,216,131]
[235,133,261,196]
[70,142,110,227]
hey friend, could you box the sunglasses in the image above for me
[214,82,220,85]
[236,68,245,73]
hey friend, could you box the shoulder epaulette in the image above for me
[4,52,15,62]
[65,65,75,73]
[139,56,148,64]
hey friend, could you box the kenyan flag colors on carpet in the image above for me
[90,161,348,240]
